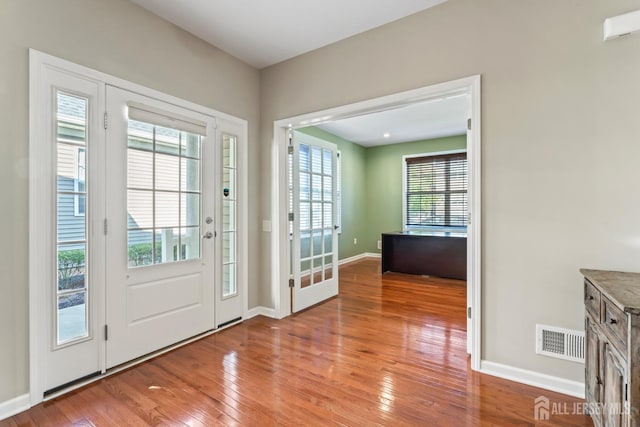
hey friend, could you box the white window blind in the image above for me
[405,152,467,228]
[127,102,208,136]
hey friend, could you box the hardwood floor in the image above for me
[3,259,591,426]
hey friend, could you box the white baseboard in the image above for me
[480,360,585,398]
[0,393,30,421]
[338,252,381,266]
[246,306,277,319]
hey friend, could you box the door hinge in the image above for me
[104,112,108,130]
[288,212,294,221]
[104,325,108,341]
[467,212,471,225]
[103,218,108,235]
[467,118,471,130]
[288,145,294,154]
[626,384,628,401]
[289,278,294,288]
[467,307,471,319]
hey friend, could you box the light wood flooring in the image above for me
[2,259,591,426]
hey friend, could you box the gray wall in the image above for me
[4,0,640,409]
[0,0,260,402]
[260,0,640,383]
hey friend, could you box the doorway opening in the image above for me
[271,75,481,370]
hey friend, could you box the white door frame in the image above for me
[29,49,249,405]
[271,75,482,370]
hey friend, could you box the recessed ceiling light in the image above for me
[383,133,390,138]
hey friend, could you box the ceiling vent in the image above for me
[536,324,585,363]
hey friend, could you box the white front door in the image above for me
[104,86,216,368]
[291,131,339,312]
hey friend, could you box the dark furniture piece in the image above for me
[582,269,640,427]
[381,230,467,280]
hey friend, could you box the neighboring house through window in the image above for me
[403,151,467,230]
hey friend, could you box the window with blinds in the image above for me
[405,152,467,228]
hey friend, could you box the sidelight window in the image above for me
[56,91,89,345]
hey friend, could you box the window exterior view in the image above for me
[405,152,467,230]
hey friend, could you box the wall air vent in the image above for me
[536,324,585,363]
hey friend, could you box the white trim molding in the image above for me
[246,306,278,319]
[480,360,585,399]
[0,394,30,421]
[337,252,380,266]
[271,75,482,371]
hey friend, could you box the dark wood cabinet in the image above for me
[581,269,640,427]
[381,231,466,280]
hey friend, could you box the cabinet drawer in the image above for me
[584,279,601,320]
[601,296,628,348]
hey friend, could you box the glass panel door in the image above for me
[291,131,338,312]
[105,85,216,368]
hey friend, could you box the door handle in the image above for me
[202,231,214,239]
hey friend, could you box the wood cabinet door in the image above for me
[602,342,627,427]
[585,317,601,408]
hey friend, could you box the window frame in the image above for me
[336,150,342,234]
[74,146,86,217]
[402,149,468,232]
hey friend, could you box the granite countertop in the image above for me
[581,269,640,314]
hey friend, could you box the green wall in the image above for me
[364,135,467,253]
[299,128,466,259]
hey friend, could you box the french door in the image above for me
[291,131,339,312]
[32,52,246,399]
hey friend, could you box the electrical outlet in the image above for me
[377,240,382,250]
[353,238,357,245]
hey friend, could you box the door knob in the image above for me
[202,231,214,239]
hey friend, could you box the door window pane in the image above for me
[127,121,202,267]
[181,226,200,261]
[127,229,154,267]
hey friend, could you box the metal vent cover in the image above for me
[536,324,585,363]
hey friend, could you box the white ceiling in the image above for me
[129,0,448,69]
[316,94,468,147]
[129,0,462,144]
